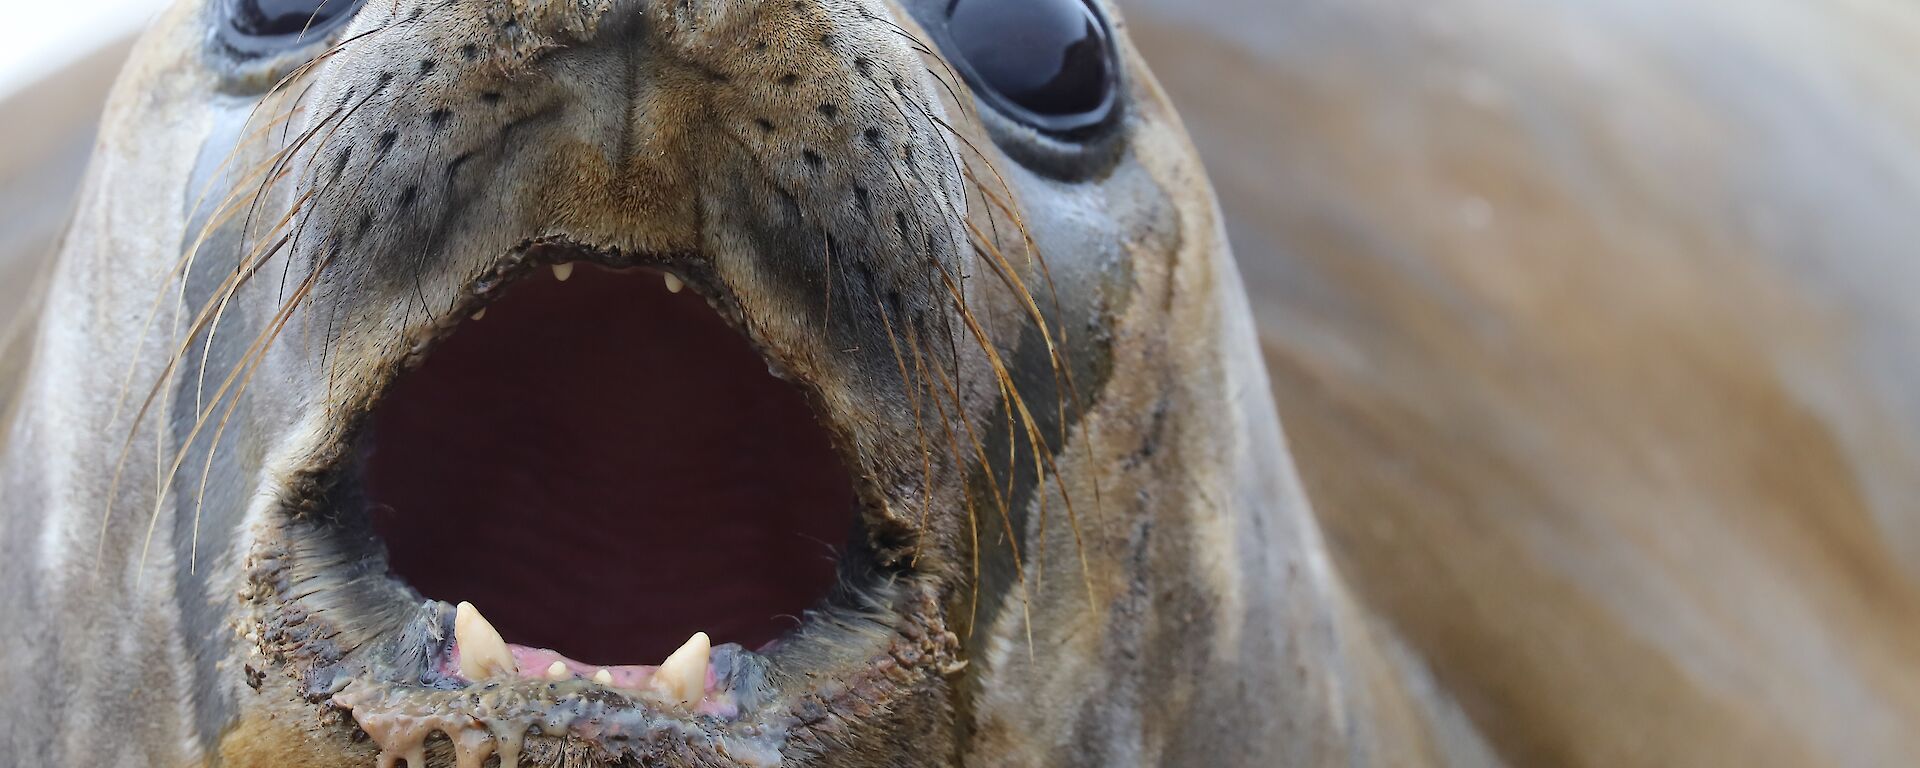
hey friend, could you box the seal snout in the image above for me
[212,0,979,761]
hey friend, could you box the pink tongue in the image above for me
[442,643,714,692]
[443,643,739,719]
[506,646,672,689]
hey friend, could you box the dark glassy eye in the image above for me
[228,0,363,46]
[944,0,1118,135]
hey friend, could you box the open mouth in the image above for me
[246,245,958,766]
[366,261,857,664]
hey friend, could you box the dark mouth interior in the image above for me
[363,263,858,664]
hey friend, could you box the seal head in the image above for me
[0,0,1336,764]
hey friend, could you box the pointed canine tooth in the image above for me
[593,668,614,686]
[471,308,487,321]
[653,631,710,705]
[454,601,516,680]
[551,263,574,282]
[545,661,569,681]
[663,274,685,294]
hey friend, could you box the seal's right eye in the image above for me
[226,0,363,49]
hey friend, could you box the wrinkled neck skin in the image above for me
[0,1,1406,765]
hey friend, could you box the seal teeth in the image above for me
[544,661,570,681]
[551,263,574,282]
[663,273,684,294]
[454,601,517,680]
[652,631,710,705]
[593,668,614,685]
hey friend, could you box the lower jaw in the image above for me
[328,600,778,767]
[243,528,961,767]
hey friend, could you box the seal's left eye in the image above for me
[229,0,362,41]
[942,0,1119,137]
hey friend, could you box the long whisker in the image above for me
[925,254,1097,606]
[961,169,1112,566]
[106,96,319,460]
[189,59,441,565]
[908,70,1115,595]
[920,336,1014,641]
[106,145,299,455]
[845,45,1104,610]
[143,247,332,577]
[906,93,1101,604]
[201,68,401,416]
[95,180,321,568]
[916,105,1087,460]
[864,282,939,567]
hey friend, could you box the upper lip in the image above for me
[241,238,962,766]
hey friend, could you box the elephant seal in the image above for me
[0,0,1380,765]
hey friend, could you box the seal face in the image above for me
[2,0,1319,765]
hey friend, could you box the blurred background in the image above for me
[6,1,1920,765]
[0,0,163,316]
